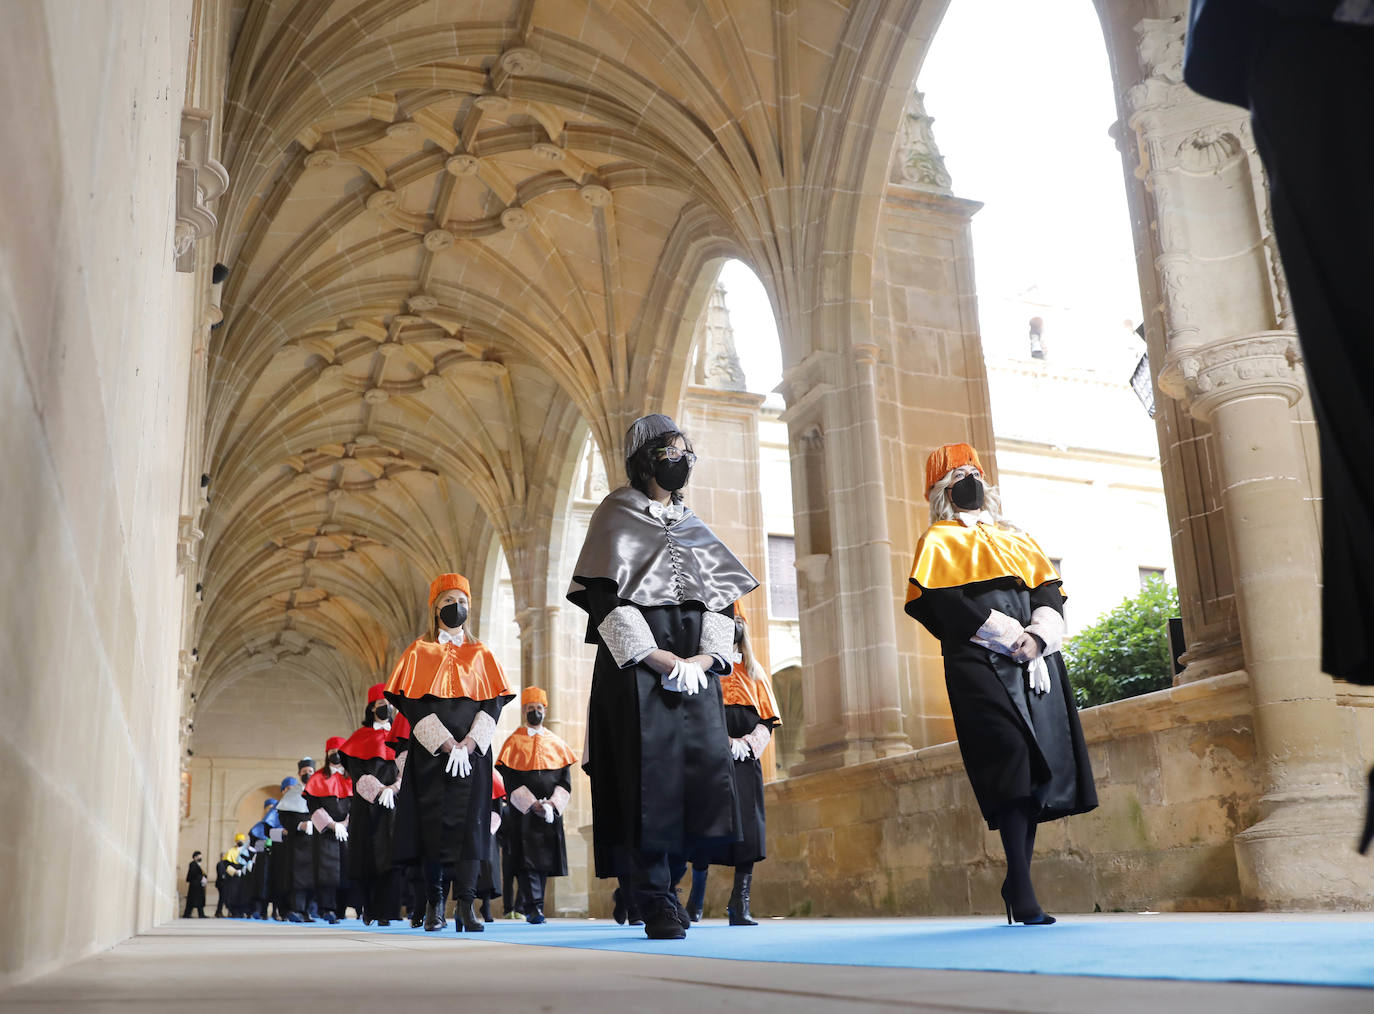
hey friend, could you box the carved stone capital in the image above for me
[1157,331,1304,421]
[175,109,229,272]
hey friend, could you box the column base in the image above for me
[1235,791,1374,910]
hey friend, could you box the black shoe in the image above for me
[480,899,494,923]
[324,911,338,925]
[726,871,758,926]
[1000,881,1055,926]
[670,890,691,929]
[1359,766,1374,855]
[612,887,629,925]
[409,908,424,929]
[457,898,483,933]
[423,900,445,932]
[686,868,708,922]
[643,900,687,940]
[287,912,303,923]
[376,919,390,927]
[526,906,546,924]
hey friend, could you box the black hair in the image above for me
[626,428,693,506]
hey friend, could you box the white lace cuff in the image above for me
[597,606,658,668]
[510,785,538,814]
[310,809,334,833]
[413,713,454,755]
[356,774,384,803]
[743,723,772,758]
[972,609,1025,654]
[1025,605,1066,656]
[698,610,736,665]
[466,712,497,755]
[269,828,284,843]
[393,749,407,787]
[550,785,571,815]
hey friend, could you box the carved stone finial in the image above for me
[891,90,952,193]
[693,281,747,391]
[174,109,229,272]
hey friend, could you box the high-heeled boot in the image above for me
[456,894,483,932]
[726,869,757,926]
[423,879,447,932]
[686,868,708,922]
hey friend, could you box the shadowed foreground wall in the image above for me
[0,0,195,988]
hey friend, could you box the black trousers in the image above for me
[1246,13,1374,682]
[519,871,547,913]
[357,869,400,921]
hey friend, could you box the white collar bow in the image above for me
[647,500,686,524]
[957,510,995,529]
[438,629,464,646]
[525,726,542,737]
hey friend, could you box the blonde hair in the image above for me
[424,591,479,644]
[927,471,1012,529]
[736,614,768,684]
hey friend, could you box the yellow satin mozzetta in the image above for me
[905,520,1064,602]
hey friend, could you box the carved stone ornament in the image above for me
[407,294,439,312]
[174,109,229,272]
[304,149,340,169]
[501,207,532,231]
[446,154,481,177]
[1125,16,1187,114]
[177,514,206,572]
[579,183,612,207]
[1156,331,1303,421]
[423,228,455,251]
[891,90,952,193]
[531,142,564,162]
[366,189,400,212]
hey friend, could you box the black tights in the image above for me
[995,798,1042,917]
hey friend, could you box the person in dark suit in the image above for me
[1183,0,1374,850]
[183,851,207,917]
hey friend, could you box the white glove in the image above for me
[301,821,313,836]
[378,787,395,810]
[445,744,471,778]
[541,802,556,824]
[729,737,750,762]
[1028,657,1051,696]
[333,822,348,842]
[679,660,706,696]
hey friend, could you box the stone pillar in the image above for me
[1113,10,1373,907]
[1160,337,1371,907]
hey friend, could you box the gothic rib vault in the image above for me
[194,0,938,726]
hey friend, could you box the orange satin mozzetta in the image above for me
[905,520,1064,603]
[384,638,513,702]
[496,729,579,772]
[720,662,781,724]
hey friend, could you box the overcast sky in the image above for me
[722,0,1145,397]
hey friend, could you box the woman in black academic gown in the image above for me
[568,413,757,940]
[303,738,352,924]
[384,572,514,933]
[904,443,1096,925]
[339,685,404,926]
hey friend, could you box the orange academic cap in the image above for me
[521,687,548,709]
[925,443,983,499]
[428,573,471,607]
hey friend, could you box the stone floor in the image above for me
[1,917,1370,1014]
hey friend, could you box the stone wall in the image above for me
[0,0,196,988]
[721,674,1271,920]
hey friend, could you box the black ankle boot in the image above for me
[480,898,494,923]
[727,871,757,926]
[423,880,447,932]
[457,897,483,932]
[686,868,708,922]
[643,898,686,940]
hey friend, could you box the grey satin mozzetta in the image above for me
[567,485,759,611]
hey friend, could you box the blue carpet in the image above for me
[286,916,1374,989]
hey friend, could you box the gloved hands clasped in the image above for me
[378,786,395,810]
[444,741,472,778]
[661,658,707,695]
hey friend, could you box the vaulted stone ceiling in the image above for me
[195,0,929,712]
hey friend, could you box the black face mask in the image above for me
[653,457,692,492]
[526,710,544,726]
[373,703,391,722]
[950,473,985,511]
[438,602,467,629]
[327,752,342,767]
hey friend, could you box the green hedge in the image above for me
[1063,576,1180,708]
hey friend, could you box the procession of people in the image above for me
[186,420,1095,936]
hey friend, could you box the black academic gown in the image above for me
[306,793,350,890]
[496,762,572,876]
[388,695,506,868]
[581,581,741,876]
[907,576,1097,828]
[271,802,315,901]
[185,860,206,911]
[344,754,400,878]
[691,702,775,867]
